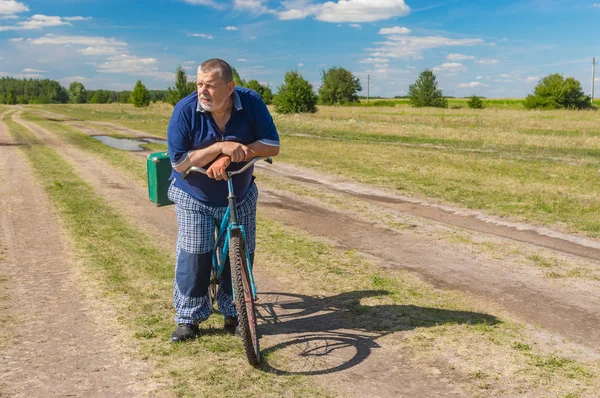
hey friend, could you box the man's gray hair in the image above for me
[197,59,233,83]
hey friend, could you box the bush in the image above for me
[246,79,274,105]
[408,70,447,108]
[68,82,87,104]
[468,95,484,109]
[524,74,592,110]
[274,70,317,114]
[318,66,361,105]
[130,80,150,107]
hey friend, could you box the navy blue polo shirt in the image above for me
[167,87,279,206]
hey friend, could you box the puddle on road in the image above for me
[92,135,167,151]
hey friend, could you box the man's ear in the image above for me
[227,81,235,95]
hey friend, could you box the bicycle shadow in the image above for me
[255,290,500,375]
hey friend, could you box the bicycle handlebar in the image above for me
[183,156,272,179]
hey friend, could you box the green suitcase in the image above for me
[147,151,174,206]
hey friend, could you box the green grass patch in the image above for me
[276,134,600,237]
[5,113,331,398]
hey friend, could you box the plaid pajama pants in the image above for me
[167,181,258,325]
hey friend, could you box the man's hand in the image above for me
[220,142,249,163]
[207,155,231,181]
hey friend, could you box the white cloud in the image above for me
[359,57,389,63]
[499,73,510,78]
[237,58,249,62]
[368,35,485,60]
[374,63,388,69]
[234,0,274,15]
[22,68,47,73]
[63,16,92,21]
[475,59,499,65]
[77,46,119,55]
[189,33,213,39]
[29,34,128,48]
[0,14,72,31]
[447,53,474,61]
[225,26,239,30]
[476,75,483,80]
[182,0,226,9]
[378,26,411,35]
[279,0,411,23]
[527,76,539,82]
[349,23,361,29]
[457,81,488,88]
[0,14,18,19]
[8,37,22,41]
[297,62,304,67]
[97,53,174,81]
[502,38,508,42]
[489,42,496,46]
[432,62,467,73]
[0,0,28,15]
[592,3,600,7]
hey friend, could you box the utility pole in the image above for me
[367,74,370,103]
[592,57,597,104]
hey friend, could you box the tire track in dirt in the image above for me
[257,189,600,348]
[257,162,600,262]
[13,115,472,396]
[0,113,158,397]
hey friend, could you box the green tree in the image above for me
[524,74,592,110]
[232,67,246,87]
[318,66,361,105]
[68,81,87,104]
[167,65,195,105]
[130,80,150,107]
[89,90,111,104]
[467,95,484,109]
[118,91,131,103]
[408,70,447,108]
[246,79,274,104]
[274,70,318,114]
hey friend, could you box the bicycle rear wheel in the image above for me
[229,228,260,366]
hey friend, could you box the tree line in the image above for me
[0,64,593,112]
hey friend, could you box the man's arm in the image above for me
[243,141,280,161]
[172,141,250,172]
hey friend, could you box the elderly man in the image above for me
[166,58,279,342]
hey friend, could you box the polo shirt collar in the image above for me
[196,90,242,113]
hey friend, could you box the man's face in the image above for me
[196,70,233,113]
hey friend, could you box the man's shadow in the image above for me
[255,290,500,375]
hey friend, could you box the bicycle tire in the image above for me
[209,224,220,309]
[229,229,260,366]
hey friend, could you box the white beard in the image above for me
[200,94,229,112]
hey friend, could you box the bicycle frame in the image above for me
[185,157,271,300]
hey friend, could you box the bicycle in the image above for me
[183,156,271,366]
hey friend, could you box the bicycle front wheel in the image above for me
[229,228,260,366]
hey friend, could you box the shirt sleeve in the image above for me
[250,92,280,146]
[167,111,192,168]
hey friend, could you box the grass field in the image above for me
[29,102,600,238]
[7,106,600,396]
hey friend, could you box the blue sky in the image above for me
[0,0,599,98]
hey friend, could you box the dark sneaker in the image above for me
[224,317,240,336]
[171,323,198,343]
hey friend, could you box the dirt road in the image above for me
[0,113,159,397]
